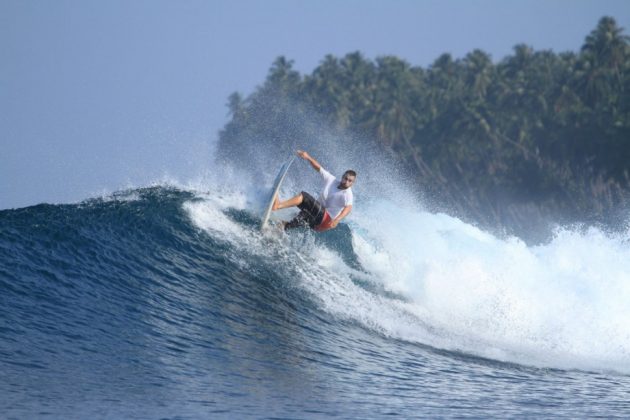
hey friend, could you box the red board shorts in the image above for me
[284,191,334,232]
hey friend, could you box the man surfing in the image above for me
[272,150,355,232]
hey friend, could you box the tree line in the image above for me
[218,17,630,239]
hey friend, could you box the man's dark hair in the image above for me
[344,170,357,178]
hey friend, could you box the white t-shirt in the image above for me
[318,168,354,219]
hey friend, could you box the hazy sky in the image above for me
[2,0,629,209]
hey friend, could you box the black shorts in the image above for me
[285,191,326,230]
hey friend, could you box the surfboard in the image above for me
[260,156,296,230]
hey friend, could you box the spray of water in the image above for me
[177,110,630,374]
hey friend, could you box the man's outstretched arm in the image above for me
[330,205,352,229]
[296,150,321,172]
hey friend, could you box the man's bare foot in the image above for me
[272,195,280,211]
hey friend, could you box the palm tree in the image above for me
[263,56,301,98]
[576,17,629,107]
[463,49,494,100]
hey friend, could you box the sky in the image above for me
[1,0,629,209]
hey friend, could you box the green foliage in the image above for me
[218,17,630,236]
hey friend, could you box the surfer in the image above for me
[272,150,355,232]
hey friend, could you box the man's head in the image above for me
[338,170,357,190]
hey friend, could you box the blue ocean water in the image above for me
[2,186,630,418]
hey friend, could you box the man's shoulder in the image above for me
[319,167,336,181]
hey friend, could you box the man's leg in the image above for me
[272,193,303,211]
[279,191,325,231]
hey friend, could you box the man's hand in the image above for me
[296,150,321,171]
[330,219,340,229]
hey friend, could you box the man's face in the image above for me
[338,173,356,190]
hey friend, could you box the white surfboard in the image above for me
[260,156,296,230]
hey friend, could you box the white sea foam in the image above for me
[342,200,630,373]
